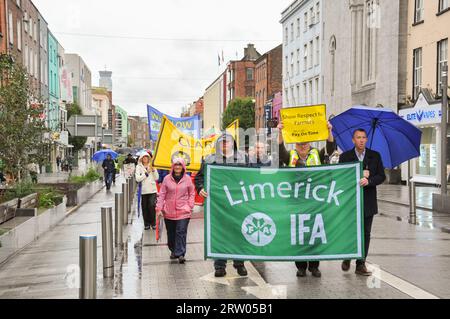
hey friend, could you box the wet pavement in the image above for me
[0,177,450,299]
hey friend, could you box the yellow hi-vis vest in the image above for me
[288,148,321,167]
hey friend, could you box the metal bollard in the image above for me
[127,178,132,213]
[122,183,129,225]
[409,180,417,225]
[101,207,114,278]
[79,235,97,299]
[115,193,124,246]
[128,178,133,212]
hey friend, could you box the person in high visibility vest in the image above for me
[277,120,336,279]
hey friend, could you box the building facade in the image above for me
[398,0,450,185]
[5,0,23,63]
[321,0,408,117]
[65,53,93,115]
[203,73,226,131]
[21,0,39,94]
[47,31,60,132]
[114,105,128,147]
[281,0,322,108]
[38,12,48,103]
[92,87,111,129]
[255,44,283,131]
[226,44,261,106]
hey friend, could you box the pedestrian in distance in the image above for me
[339,128,386,276]
[56,155,61,172]
[27,162,39,184]
[135,152,159,230]
[195,132,249,278]
[102,154,115,191]
[156,158,195,264]
[277,121,336,278]
[123,153,137,178]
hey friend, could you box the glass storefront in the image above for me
[415,127,437,177]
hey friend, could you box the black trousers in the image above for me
[165,218,190,257]
[296,261,320,271]
[356,215,374,266]
[141,193,157,227]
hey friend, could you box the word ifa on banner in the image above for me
[280,105,329,144]
[147,105,201,142]
[152,117,240,172]
[205,163,364,262]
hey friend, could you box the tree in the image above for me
[0,54,49,181]
[67,103,88,153]
[222,97,255,131]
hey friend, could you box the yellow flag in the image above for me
[153,117,241,172]
[280,105,329,144]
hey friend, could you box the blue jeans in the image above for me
[165,218,190,257]
[104,172,113,188]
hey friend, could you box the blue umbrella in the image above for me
[330,106,422,169]
[92,149,119,162]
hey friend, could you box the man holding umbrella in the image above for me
[339,128,386,276]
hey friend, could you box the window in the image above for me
[40,29,43,47]
[364,0,377,82]
[309,40,314,68]
[415,0,424,23]
[291,86,295,105]
[24,44,28,71]
[17,20,21,50]
[246,68,254,81]
[304,12,308,31]
[309,80,313,104]
[296,84,300,104]
[291,52,294,76]
[285,27,288,44]
[330,36,337,96]
[8,12,13,45]
[315,77,320,103]
[41,59,44,83]
[24,12,28,33]
[291,23,294,42]
[439,0,449,13]
[29,18,33,38]
[30,48,33,76]
[309,7,315,26]
[316,2,320,23]
[303,44,308,71]
[297,18,301,37]
[413,48,422,100]
[34,22,37,41]
[303,82,307,104]
[34,52,38,78]
[297,49,300,75]
[315,36,320,66]
[285,56,289,76]
[437,39,448,96]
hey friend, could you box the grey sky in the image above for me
[33,0,292,117]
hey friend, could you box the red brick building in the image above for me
[226,44,261,107]
[4,0,24,63]
[255,44,283,131]
[0,1,7,54]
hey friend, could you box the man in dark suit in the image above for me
[339,128,386,276]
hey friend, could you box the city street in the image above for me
[0,176,448,299]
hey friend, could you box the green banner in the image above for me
[205,163,364,262]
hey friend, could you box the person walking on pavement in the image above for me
[156,158,195,264]
[278,121,336,278]
[195,132,249,278]
[135,153,159,230]
[339,129,386,276]
[102,154,115,191]
[123,153,137,178]
[56,155,61,172]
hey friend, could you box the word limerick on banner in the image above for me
[205,164,364,262]
[280,105,329,144]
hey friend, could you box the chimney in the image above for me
[243,44,261,61]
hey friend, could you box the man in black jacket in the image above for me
[339,128,386,276]
[195,132,249,278]
[102,154,116,190]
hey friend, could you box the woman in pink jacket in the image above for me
[156,158,195,264]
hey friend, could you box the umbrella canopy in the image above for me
[92,149,119,162]
[330,106,422,169]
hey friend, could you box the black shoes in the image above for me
[296,269,307,277]
[297,268,321,278]
[235,265,248,277]
[151,225,157,230]
[179,256,186,264]
[144,226,151,230]
[310,268,322,278]
[342,260,351,272]
[170,254,177,260]
[215,269,227,277]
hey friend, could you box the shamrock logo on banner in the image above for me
[241,213,277,247]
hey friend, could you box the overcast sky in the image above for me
[33,0,292,118]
